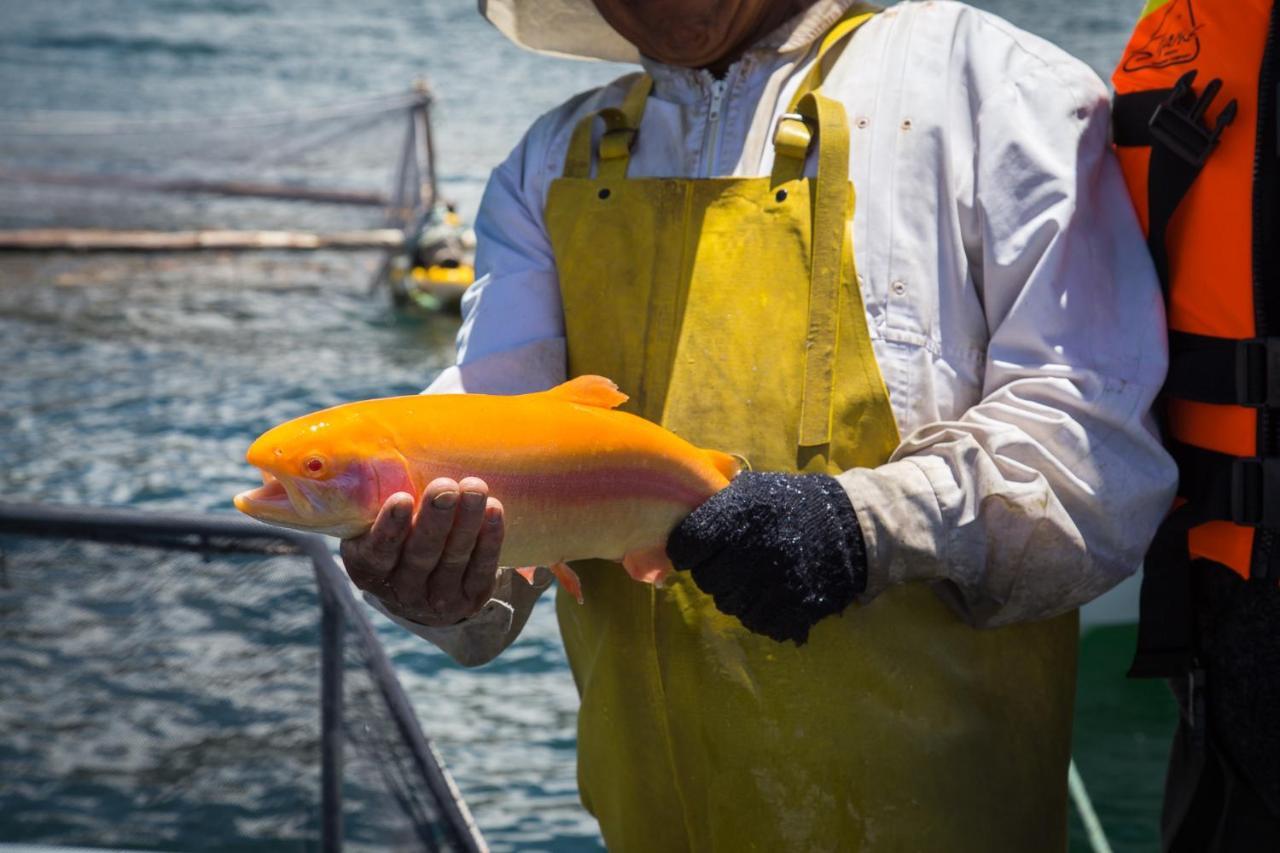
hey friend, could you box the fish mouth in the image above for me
[233,467,373,539]
[233,471,298,519]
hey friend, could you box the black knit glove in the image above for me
[666,472,868,644]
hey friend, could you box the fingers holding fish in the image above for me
[382,478,461,618]
[340,492,414,590]
[423,477,492,613]
[462,499,505,612]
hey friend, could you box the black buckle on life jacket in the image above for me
[1236,337,1280,407]
[1149,70,1239,168]
[1230,456,1280,527]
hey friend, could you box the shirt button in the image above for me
[892,280,906,295]
[855,116,870,129]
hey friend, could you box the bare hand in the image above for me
[340,477,505,627]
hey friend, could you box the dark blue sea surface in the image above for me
[0,1,1170,851]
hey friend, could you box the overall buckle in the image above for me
[599,128,637,161]
[772,112,813,161]
[1148,70,1238,167]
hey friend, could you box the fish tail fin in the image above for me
[702,448,746,484]
[622,545,675,587]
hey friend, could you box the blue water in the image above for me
[0,1,1171,850]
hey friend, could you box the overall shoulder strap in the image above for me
[772,7,877,178]
[774,7,880,446]
[563,5,880,181]
[562,73,653,180]
[788,6,880,113]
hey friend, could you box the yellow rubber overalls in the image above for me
[543,12,1079,851]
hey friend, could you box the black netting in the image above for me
[0,503,484,853]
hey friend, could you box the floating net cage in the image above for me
[0,89,437,234]
[0,502,485,853]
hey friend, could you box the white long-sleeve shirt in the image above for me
[376,0,1178,663]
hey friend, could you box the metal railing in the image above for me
[0,501,486,853]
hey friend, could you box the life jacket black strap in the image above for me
[1128,445,1280,677]
[1129,505,1199,678]
[1167,331,1280,407]
[1171,441,1280,531]
[1113,88,1174,148]
[1134,443,1280,679]
[1114,71,1238,289]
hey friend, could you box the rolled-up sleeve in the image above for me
[841,58,1177,627]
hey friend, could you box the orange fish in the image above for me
[233,376,740,601]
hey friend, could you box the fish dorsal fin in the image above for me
[541,375,629,409]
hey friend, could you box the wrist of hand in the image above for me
[666,471,867,644]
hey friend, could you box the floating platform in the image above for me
[0,228,405,252]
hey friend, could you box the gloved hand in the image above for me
[666,472,868,644]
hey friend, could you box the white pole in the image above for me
[1069,758,1114,853]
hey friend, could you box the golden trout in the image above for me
[233,375,739,599]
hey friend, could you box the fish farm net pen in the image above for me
[0,86,439,239]
[0,501,486,853]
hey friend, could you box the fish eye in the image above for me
[302,455,326,476]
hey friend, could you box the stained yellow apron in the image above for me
[543,13,1078,851]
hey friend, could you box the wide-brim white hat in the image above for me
[478,0,642,63]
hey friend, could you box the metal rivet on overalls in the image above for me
[892,280,906,295]
[775,189,787,202]
[598,188,611,200]
[855,116,870,129]
[900,118,912,131]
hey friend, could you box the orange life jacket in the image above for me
[1113,0,1280,676]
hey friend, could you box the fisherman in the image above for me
[343,0,1177,848]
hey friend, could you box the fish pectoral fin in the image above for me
[621,545,674,588]
[549,562,584,605]
[515,563,585,604]
[538,375,628,409]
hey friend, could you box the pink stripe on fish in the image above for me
[415,462,715,508]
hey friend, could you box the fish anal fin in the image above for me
[622,545,674,587]
[540,375,628,409]
[550,561,584,604]
[513,566,540,586]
